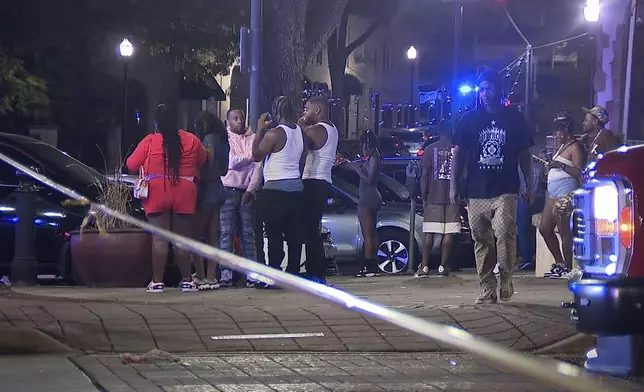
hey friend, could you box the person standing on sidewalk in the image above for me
[344,131,383,278]
[127,104,207,293]
[415,126,459,278]
[580,106,619,162]
[449,71,534,304]
[252,96,308,287]
[191,111,229,291]
[300,96,339,285]
[515,149,547,271]
[218,109,262,288]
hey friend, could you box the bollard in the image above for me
[10,167,40,285]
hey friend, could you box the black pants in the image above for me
[303,179,331,277]
[257,189,304,274]
[254,189,266,265]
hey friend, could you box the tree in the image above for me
[325,0,407,135]
[0,0,244,139]
[0,49,48,118]
[261,0,348,116]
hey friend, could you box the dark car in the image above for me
[0,133,153,281]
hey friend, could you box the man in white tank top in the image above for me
[251,96,308,286]
[299,96,339,285]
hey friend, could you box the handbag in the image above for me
[133,142,151,199]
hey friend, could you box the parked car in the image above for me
[0,133,112,278]
[344,157,474,270]
[326,165,474,273]
[391,130,426,156]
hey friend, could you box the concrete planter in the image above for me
[69,229,152,287]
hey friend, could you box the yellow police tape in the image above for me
[0,150,627,392]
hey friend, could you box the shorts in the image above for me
[547,177,578,199]
[423,203,461,234]
[143,177,198,215]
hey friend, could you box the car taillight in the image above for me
[417,149,424,156]
[572,178,634,276]
[620,206,633,249]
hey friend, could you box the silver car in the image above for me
[326,168,424,274]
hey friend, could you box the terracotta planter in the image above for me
[69,229,152,287]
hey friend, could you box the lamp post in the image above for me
[406,46,418,274]
[119,38,134,159]
[407,46,417,128]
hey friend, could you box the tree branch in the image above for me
[304,0,349,61]
[344,20,381,57]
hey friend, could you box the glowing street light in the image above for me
[584,0,600,22]
[119,38,134,57]
[407,45,417,61]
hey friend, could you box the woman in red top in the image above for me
[126,104,207,293]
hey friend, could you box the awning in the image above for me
[180,74,226,101]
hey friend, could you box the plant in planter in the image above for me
[66,165,153,287]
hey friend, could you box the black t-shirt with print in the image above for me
[452,107,533,199]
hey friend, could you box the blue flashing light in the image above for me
[458,85,473,95]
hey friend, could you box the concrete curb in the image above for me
[533,333,595,355]
[0,327,77,355]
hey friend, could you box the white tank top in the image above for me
[547,144,575,182]
[302,122,339,183]
[263,124,304,182]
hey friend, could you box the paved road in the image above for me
[0,356,98,391]
[71,353,642,392]
[0,273,578,354]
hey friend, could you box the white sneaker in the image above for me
[414,265,429,278]
[180,280,199,292]
[146,281,164,293]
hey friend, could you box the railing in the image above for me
[0,150,628,392]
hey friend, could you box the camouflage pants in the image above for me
[467,194,518,290]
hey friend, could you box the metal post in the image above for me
[622,0,637,140]
[409,62,414,127]
[452,5,463,103]
[122,63,129,160]
[11,169,39,285]
[374,93,381,135]
[524,45,532,123]
[406,161,419,274]
[249,0,263,131]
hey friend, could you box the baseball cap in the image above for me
[582,106,609,125]
[476,70,501,88]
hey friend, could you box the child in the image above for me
[415,127,460,277]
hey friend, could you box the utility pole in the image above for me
[249,0,263,130]
[453,4,464,103]
[524,45,532,123]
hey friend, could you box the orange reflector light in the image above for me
[596,219,616,236]
[620,206,633,248]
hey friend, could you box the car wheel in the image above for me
[376,228,417,274]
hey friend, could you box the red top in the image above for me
[126,130,207,177]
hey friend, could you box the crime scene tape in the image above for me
[0,150,627,392]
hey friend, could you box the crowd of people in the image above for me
[414,70,618,304]
[126,70,619,304]
[126,96,356,293]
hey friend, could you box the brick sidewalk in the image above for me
[0,274,578,354]
[71,353,642,392]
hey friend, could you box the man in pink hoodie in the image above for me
[219,109,262,287]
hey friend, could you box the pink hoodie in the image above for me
[221,127,261,193]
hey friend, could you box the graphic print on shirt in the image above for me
[433,146,453,180]
[478,120,507,170]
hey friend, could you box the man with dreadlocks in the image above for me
[252,96,308,288]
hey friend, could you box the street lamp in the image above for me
[584,0,600,22]
[406,45,417,127]
[119,38,134,159]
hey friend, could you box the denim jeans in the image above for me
[516,196,545,265]
[219,188,257,279]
